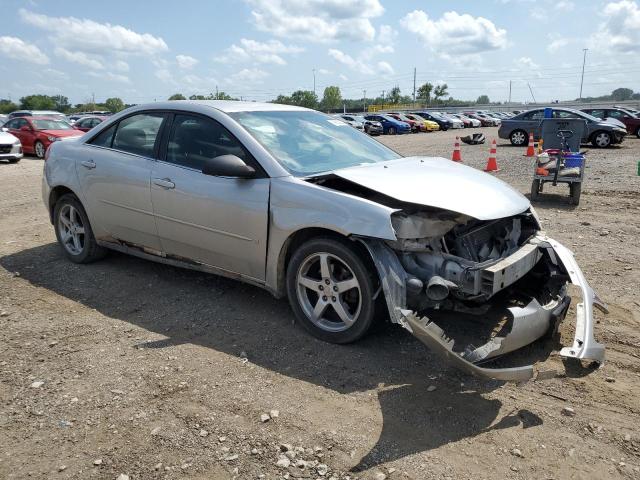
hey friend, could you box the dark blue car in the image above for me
[411,111,453,131]
[364,114,411,135]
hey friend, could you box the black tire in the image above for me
[8,158,21,163]
[569,182,581,205]
[286,238,377,344]
[53,194,107,264]
[531,179,541,201]
[387,126,397,135]
[591,131,611,148]
[510,129,528,146]
[34,140,46,159]
[635,126,640,139]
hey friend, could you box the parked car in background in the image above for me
[447,113,471,128]
[581,107,640,138]
[457,114,481,127]
[0,129,23,163]
[335,114,365,131]
[403,113,439,132]
[0,114,8,125]
[387,113,420,132]
[432,112,464,129]
[9,110,67,121]
[41,100,605,381]
[73,116,108,133]
[364,114,411,135]
[363,118,383,136]
[410,111,453,131]
[499,107,627,147]
[3,116,84,158]
[465,112,499,127]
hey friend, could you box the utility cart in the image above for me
[530,118,587,205]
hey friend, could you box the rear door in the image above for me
[151,112,269,281]
[78,112,167,250]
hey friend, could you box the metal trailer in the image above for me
[531,118,587,205]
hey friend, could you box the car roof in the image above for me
[137,100,310,113]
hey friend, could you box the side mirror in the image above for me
[20,125,31,132]
[202,154,256,178]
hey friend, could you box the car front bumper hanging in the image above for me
[359,235,606,382]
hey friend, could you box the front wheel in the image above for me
[592,131,611,148]
[286,238,377,344]
[54,194,106,263]
[387,126,397,135]
[34,141,46,159]
[635,126,640,139]
[510,130,528,146]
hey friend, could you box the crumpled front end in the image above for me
[359,209,606,382]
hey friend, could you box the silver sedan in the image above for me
[42,100,606,381]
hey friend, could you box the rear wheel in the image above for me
[510,130,528,146]
[34,140,45,159]
[286,238,377,344]
[635,126,640,139]
[54,194,106,263]
[591,131,611,148]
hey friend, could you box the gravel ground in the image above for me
[0,127,639,480]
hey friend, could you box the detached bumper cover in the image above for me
[360,234,606,382]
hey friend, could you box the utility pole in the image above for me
[412,67,416,104]
[215,85,219,99]
[579,48,588,101]
[381,90,385,107]
[508,80,512,104]
[363,89,367,112]
[527,82,537,104]
[312,69,316,96]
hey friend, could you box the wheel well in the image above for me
[48,186,77,223]
[274,227,378,298]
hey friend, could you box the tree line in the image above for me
[1,86,636,116]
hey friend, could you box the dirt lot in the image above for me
[1,127,639,480]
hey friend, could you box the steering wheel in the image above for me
[556,129,574,139]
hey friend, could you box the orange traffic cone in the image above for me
[484,139,499,172]
[525,132,535,157]
[452,137,462,162]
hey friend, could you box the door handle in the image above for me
[153,178,175,189]
[81,160,96,169]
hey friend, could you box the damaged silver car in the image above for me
[42,101,606,381]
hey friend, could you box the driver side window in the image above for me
[165,114,250,171]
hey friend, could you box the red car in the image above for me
[2,116,83,158]
[581,108,640,138]
[73,115,108,132]
[388,113,420,132]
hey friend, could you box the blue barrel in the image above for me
[544,107,553,118]
[563,154,584,168]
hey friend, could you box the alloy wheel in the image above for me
[511,131,526,145]
[57,204,85,255]
[595,132,611,147]
[35,142,45,158]
[295,252,362,333]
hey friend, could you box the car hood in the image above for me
[331,157,530,220]
[0,131,19,144]
[602,118,626,129]
[40,129,84,138]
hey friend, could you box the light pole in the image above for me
[579,49,588,101]
[312,69,316,96]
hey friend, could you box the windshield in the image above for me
[32,119,74,130]
[230,110,401,176]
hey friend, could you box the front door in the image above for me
[151,113,269,281]
[77,112,167,250]
[6,118,33,152]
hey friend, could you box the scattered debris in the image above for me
[260,413,271,423]
[562,407,576,417]
[269,409,280,418]
[30,381,44,389]
[511,448,524,458]
[426,385,437,392]
[93,459,103,466]
[276,457,291,468]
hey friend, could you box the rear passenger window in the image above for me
[166,114,250,171]
[112,113,165,157]
[90,124,117,148]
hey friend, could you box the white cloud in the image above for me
[317,68,331,74]
[515,56,539,69]
[114,60,130,72]
[556,0,575,11]
[227,68,269,85]
[401,10,507,55]
[547,34,570,52]
[55,47,104,70]
[377,61,394,75]
[215,38,303,65]
[339,73,348,81]
[378,24,397,43]
[246,0,384,42]
[88,71,130,83]
[0,36,49,65]
[328,48,394,75]
[19,8,168,55]
[591,0,640,54]
[176,54,199,69]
